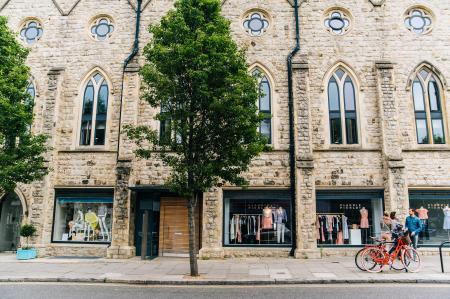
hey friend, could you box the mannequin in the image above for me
[70,210,84,239]
[443,205,450,240]
[84,208,98,241]
[275,206,287,243]
[262,206,273,229]
[97,205,110,241]
[416,206,429,241]
[360,207,369,244]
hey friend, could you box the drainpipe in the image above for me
[116,0,142,159]
[287,0,300,257]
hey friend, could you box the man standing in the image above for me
[405,208,422,249]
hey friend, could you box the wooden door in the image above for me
[159,197,200,256]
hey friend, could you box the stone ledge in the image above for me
[375,61,395,70]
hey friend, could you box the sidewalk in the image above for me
[0,253,450,285]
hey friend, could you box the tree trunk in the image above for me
[187,193,199,276]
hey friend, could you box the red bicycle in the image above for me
[362,233,421,273]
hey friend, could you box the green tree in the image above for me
[0,16,48,193]
[125,0,266,276]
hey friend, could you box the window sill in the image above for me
[403,145,450,152]
[58,148,116,154]
[315,146,380,152]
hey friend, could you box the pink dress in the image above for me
[360,209,369,228]
[416,208,429,219]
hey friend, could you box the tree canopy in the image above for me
[0,16,48,192]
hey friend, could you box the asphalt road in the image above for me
[1,283,449,299]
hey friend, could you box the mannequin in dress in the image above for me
[262,206,273,229]
[97,205,110,241]
[443,205,450,240]
[416,206,429,241]
[360,207,369,244]
[71,210,84,239]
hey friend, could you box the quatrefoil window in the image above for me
[324,11,350,35]
[404,8,432,35]
[20,20,43,45]
[90,17,114,41]
[243,12,269,36]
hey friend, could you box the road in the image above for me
[1,283,450,299]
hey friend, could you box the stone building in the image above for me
[0,0,449,259]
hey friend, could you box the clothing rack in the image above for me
[231,214,262,244]
[316,213,345,216]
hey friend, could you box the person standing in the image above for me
[405,208,422,249]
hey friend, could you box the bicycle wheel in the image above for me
[391,249,406,271]
[355,247,369,271]
[402,247,421,273]
[362,247,384,273]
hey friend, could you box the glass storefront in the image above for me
[316,190,383,246]
[52,189,113,243]
[224,190,292,246]
[409,190,450,246]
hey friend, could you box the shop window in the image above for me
[327,68,358,145]
[409,190,450,246]
[79,72,109,146]
[224,190,291,246]
[411,67,445,144]
[52,190,113,243]
[316,190,383,246]
[252,68,272,144]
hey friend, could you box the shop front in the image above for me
[134,190,201,258]
[316,190,384,247]
[52,189,114,244]
[223,190,292,247]
[409,190,450,246]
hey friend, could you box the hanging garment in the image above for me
[336,231,344,245]
[262,208,273,229]
[320,216,326,242]
[236,215,242,243]
[343,215,349,240]
[316,216,320,240]
[256,215,261,241]
[326,215,333,241]
[230,216,235,242]
[444,209,450,230]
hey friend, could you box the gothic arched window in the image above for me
[327,68,358,144]
[252,68,272,144]
[412,67,445,144]
[80,73,109,146]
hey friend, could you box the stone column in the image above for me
[375,61,408,221]
[107,63,140,259]
[293,61,320,258]
[199,188,224,259]
[33,67,64,255]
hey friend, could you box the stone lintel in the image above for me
[387,159,405,169]
[47,67,65,75]
[124,62,140,73]
[292,61,309,70]
[375,61,394,70]
[369,0,385,7]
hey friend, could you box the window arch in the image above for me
[252,67,272,144]
[79,72,109,146]
[327,68,358,144]
[411,67,445,144]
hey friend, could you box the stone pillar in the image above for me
[33,67,64,255]
[293,61,320,258]
[107,63,140,259]
[107,159,135,258]
[375,61,408,221]
[199,188,224,259]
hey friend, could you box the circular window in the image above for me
[19,19,43,45]
[90,17,114,41]
[324,10,351,35]
[243,11,270,37]
[404,8,432,34]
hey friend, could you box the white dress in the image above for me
[444,209,450,230]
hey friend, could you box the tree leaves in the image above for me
[0,16,48,193]
[125,0,266,197]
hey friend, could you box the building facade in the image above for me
[0,0,450,258]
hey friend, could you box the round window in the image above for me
[90,17,115,41]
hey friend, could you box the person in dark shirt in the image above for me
[405,208,422,249]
